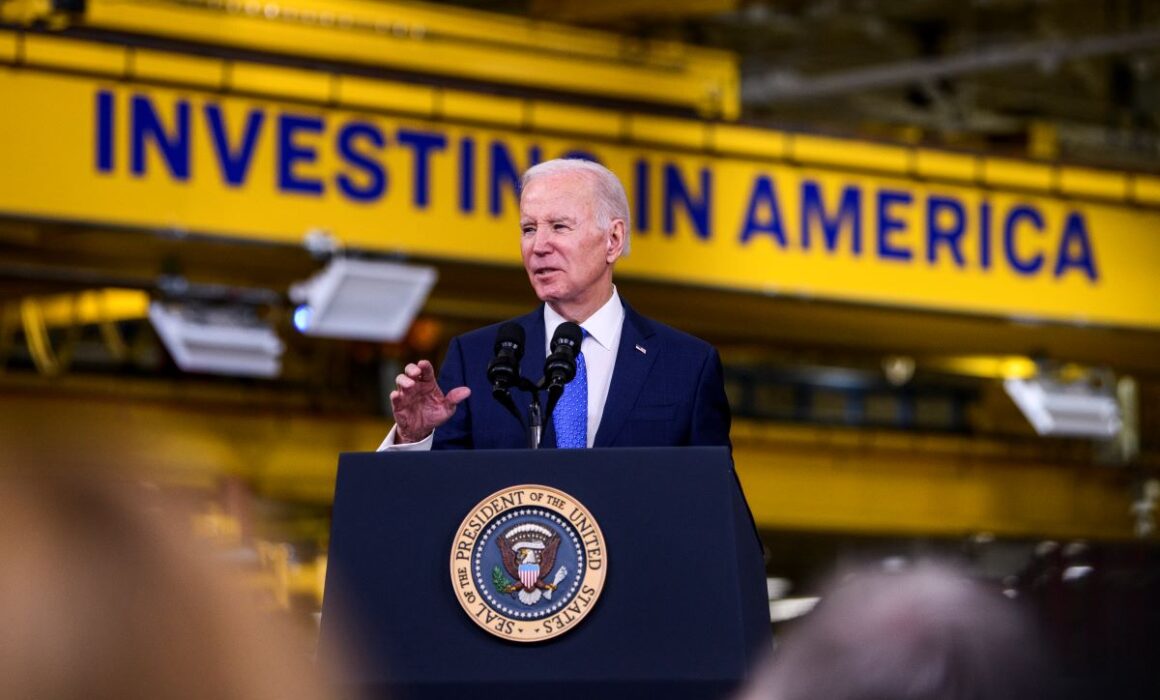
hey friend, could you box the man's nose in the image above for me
[531,227,553,254]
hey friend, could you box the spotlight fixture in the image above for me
[1003,375,1122,439]
[289,258,437,342]
[148,301,284,378]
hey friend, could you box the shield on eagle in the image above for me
[497,523,562,605]
[519,562,539,590]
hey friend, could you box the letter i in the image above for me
[459,136,476,213]
[634,158,650,233]
[979,200,992,270]
[96,90,115,172]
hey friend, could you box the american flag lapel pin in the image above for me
[635,344,647,355]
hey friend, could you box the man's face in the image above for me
[519,171,623,317]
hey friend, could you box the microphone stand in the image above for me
[493,372,569,450]
[526,385,542,449]
[524,376,566,449]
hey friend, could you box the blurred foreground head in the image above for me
[742,560,1052,700]
[0,476,334,700]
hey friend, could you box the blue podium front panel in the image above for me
[319,447,769,700]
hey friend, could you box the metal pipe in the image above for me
[743,28,1160,104]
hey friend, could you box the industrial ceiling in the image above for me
[445,0,1160,170]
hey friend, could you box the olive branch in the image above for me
[492,565,516,594]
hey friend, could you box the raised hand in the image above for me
[389,360,471,444]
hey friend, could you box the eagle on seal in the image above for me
[497,523,564,605]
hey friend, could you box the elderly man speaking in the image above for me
[381,158,730,450]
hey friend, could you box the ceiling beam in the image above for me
[743,27,1160,104]
[531,0,738,23]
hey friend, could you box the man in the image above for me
[381,158,730,450]
[736,561,1053,700]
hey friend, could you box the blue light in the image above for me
[293,305,312,332]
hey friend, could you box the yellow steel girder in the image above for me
[2,29,1157,208]
[2,290,148,375]
[733,421,1138,540]
[0,383,1142,541]
[530,0,739,23]
[64,0,739,119]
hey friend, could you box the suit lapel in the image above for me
[594,303,658,447]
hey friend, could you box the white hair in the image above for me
[521,158,632,255]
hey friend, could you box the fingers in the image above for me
[388,389,406,414]
[401,360,435,382]
[445,386,471,406]
[396,360,435,394]
[393,360,466,408]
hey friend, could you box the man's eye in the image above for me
[521,226,535,235]
[553,224,570,232]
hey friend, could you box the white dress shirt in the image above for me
[379,288,624,451]
[542,289,623,448]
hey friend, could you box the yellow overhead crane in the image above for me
[1,0,740,119]
[0,0,1157,543]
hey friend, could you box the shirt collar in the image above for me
[543,287,623,351]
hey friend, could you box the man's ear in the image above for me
[606,220,626,262]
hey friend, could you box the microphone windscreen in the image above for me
[550,322,582,354]
[494,322,526,359]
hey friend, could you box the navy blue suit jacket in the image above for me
[432,302,731,449]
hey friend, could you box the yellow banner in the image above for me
[2,70,1158,329]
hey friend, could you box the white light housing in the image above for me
[1003,377,1122,439]
[148,302,284,378]
[290,259,437,342]
[769,596,820,623]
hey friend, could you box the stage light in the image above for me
[1004,376,1122,439]
[292,304,312,333]
[148,301,284,378]
[289,258,437,342]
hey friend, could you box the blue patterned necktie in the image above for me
[553,330,587,449]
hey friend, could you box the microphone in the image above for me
[487,322,525,394]
[544,322,583,395]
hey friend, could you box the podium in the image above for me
[318,447,770,700]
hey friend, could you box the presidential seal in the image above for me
[450,484,607,642]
